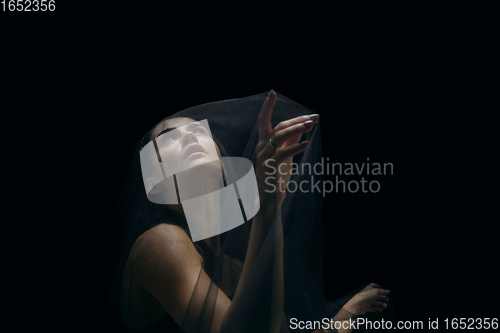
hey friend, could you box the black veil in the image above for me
[102,91,394,332]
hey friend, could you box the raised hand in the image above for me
[255,90,319,209]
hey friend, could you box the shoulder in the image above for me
[136,223,192,245]
[130,224,202,288]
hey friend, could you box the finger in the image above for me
[377,290,390,300]
[273,120,314,148]
[370,301,388,308]
[282,133,302,148]
[274,114,319,133]
[367,306,382,313]
[377,293,390,300]
[258,92,270,137]
[276,140,309,162]
[370,305,387,313]
[258,90,276,138]
[259,139,308,162]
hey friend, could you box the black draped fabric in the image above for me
[101,91,394,332]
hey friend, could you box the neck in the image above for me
[169,170,223,255]
[169,204,222,256]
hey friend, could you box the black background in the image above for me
[2,4,497,332]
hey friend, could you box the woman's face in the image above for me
[149,117,223,178]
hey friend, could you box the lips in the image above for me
[183,144,207,159]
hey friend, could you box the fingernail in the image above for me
[309,114,319,120]
[304,120,314,126]
[302,140,309,144]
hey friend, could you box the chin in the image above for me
[181,158,222,177]
[183,154,213,167]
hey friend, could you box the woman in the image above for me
[103,91,391,332]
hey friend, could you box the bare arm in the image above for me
[133,223,231,332]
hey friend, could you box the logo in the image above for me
[140,119,260,241]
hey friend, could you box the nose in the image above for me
[181,130,199,147]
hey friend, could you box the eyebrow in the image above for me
[156,122,205,138]
[156,127,177,137]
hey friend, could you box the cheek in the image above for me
[199,137,220,160]
[208,139,224,173]
[157,145,181,169]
